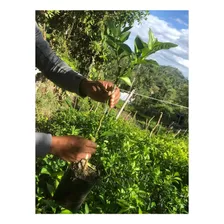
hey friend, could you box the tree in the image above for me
[36,10,150,75]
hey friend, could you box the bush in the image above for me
[36,108,188,214]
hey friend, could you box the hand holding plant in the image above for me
[50,136,97,162]
[80,79,120,108]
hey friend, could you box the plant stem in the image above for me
[146,116,155,130]
[95,84,117,138]
[150,112,163,138]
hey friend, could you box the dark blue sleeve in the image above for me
[36,132,52,157]
[35,22,86,96]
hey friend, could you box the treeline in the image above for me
[125,64,189,129]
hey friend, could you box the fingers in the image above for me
[68,136,97,155]
[89,80,121,105]
[98,81,115,93]
[109,87,120,108]
[99,81,120,107]
[85,139,97,150]
[95,81,110,94]
[74,152,92,162]
[63,152,92,163]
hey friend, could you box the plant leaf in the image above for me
[120,31,131,42]
[119,76,132,87]
[46,183,54,197]
[134,35,145,54]
[118,207,130,214]
[151,202,156,208]
[141,59,159,66]
[117,199,130,207]
[106,21,117,36]
[101,131,115,137]
[138,207,143,214]
[40,167,51,175]
[174,177,182,181]
[121,26,132,33]
[150,41,178,54]
[85,203,89,214]
[148,29,156,50]
[119,43,132,54]
[60,209,73,214]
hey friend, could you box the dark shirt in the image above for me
[35,22,85,96]
[35,22,86,157]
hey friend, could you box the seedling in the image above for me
[53,159,100,212]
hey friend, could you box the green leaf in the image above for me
[118,47,125,56]
[141,59,159,66]
[151,41,178,54]
[60,209,73,214]
[40,167,51,175]
[65,98,73,108]
[141,48,150,58]
[148,29,156,50]
[174,177,182,181]
[46,183,54,197]
[118,207,130,214]
[85,203,89,214]
[106,21,116,34]
[119,43,132,54]
[151,202,156,208]
[134,36,145,54]
[55,179,60,189]
[142,40,178,58]
[121,26,132,33]
[106,38,117,50]
[119,76,132,87]
[106,21,121,37]
[117,199,130,207]
[101,130,115,137]
[120,31,131,42]
[138,207,143,214]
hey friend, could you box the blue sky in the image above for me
[150,10,188,30]
[125,10,189,78]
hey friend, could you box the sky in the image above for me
[125,10,189,78]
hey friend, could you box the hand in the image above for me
[80,79,120,108]
[50,136,97,162]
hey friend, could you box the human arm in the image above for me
[36,132,96,162]
[35,22,120,107]
[35,22,86,96]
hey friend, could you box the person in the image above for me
[35,22,120,162]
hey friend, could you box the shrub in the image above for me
[36,108,188,214]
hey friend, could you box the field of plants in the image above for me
[36,82,188,214]
[35,10,189,214]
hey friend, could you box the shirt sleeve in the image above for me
[35,22,86,97]
[36,132,52,157]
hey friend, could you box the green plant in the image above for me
[36,108,188,214]
[104,23,178,88]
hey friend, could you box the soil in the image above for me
[70,159,99,182]
[53,159,100,212]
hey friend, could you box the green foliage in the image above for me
[103,23,178,92]
[130,64,189,129]
[36,10,150,76]
[36,108,188,214]
[35,10,188,214]
[119,76,132,87]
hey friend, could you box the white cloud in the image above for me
[125,15,189,78]
[175,18,188,27]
